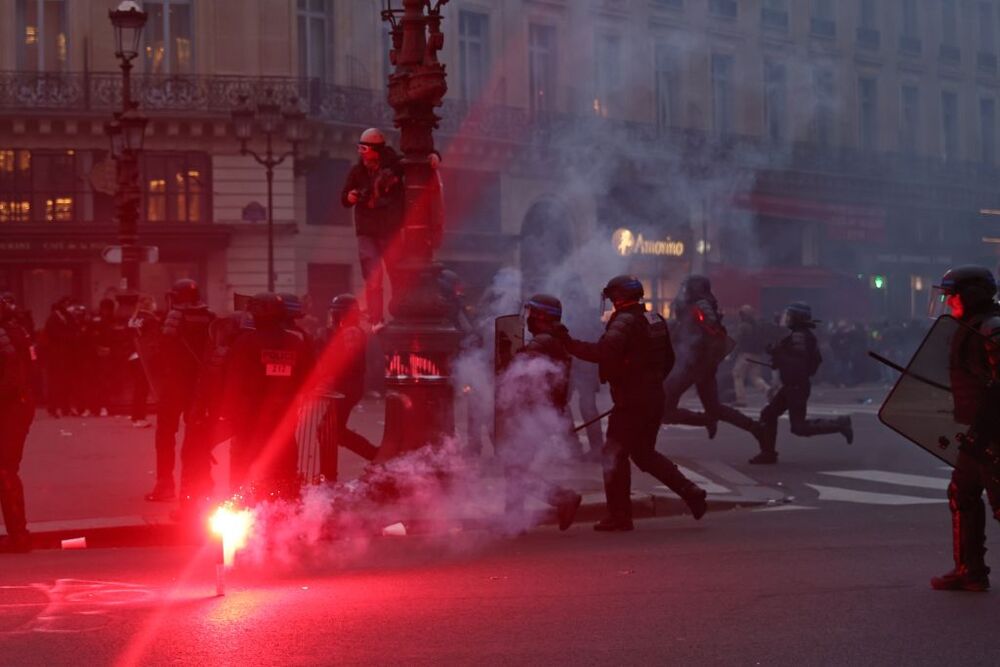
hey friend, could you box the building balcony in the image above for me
[899,35,922,56]
[856,27,880,50]
[810,18,837,39]
[760,8,789,31]
[939,44,961,65]
[978,51,998,74]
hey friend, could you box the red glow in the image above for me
[387,352,443,379]
[947,294,964,319]
[695,308,705,322]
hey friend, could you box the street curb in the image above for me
[18,489,789,551]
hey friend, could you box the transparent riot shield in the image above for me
[133,331,167,402]
[494,314,524,375]
[494,314,524,445]
[878,315,972,468]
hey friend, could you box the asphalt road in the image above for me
[3,407,999,666]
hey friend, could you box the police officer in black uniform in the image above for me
[500,294,582,531]
[662,275,765,447]
[224,293,309,498]
[0,293,35,553]
[928,266,1000,591]
[147,278,215,502]
[749,302,853,465]
[562,276,707,531]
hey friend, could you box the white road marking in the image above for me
[820,470,950,490]
[676,466,731,495]
[806,483,946,505]
[753,504,818,512]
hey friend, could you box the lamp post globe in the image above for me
[109,0,147,61]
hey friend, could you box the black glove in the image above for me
[552,323,572,344]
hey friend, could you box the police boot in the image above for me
[551,489,583,531]
[680,483,708,521]
[839,416,854,445]
[593,516,634,532]
[0,471,30,553]
[749,422,778,464]
[931,503,990,592]
[145,480,176,502]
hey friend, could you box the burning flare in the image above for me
[210,504,254,567]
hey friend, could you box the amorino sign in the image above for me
[611,228,686,258]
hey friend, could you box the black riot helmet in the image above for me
[170,278,201,306]
[930,265,997,318]
[602,275,644,312]
[248,292,286,329]
[279,292,303,320]
[681,274,713,303]
[781,302,817,330]
[524,293,562,335]
[329,293,361,327]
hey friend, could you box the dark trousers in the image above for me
[357,234,399,325]
[130,359,149,421]
[0,398,34,537]
[947,450,1000,574]
[758,384,843,453]
[603,395,696,521]
[663,363,758,433]
[318,396,378,481]
[154,394,189,487]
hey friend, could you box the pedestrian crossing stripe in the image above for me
[820,470,949,490]
[753,504,818,512]
[806,483,947,506]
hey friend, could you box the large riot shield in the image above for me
[494,314,524,375]
[494,314,524,446]
[878,315,968,467]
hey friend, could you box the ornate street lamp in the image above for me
[230,90,307,292]
[377,0,461,456]
[107,0,148,297]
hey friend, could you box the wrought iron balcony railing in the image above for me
[1,71,999,187]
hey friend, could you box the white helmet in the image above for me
[359,128,386,146]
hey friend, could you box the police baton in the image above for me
[747,358,774,369]
[573,408,613,433]
[867,350,951,393]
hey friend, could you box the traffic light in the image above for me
[871,274,886,290]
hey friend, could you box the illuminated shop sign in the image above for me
[612,228,685,258]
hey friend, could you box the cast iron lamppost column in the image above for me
[230,90,307,292]
[106,0,148,296]
[378,0,461,456]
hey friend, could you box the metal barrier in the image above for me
[295,392,344,484]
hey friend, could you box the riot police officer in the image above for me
[315,294,378,478]
[563,276,707,531]
[499,294,582,531]
[224,293,309,498]
[175,310,250,520]
[147,278,215,502]
[750,302,852,465]
[928,266,1000,591]
[662,275,765,447]
[0,293,35,553]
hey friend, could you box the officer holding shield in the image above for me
[927,266,1000,592]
